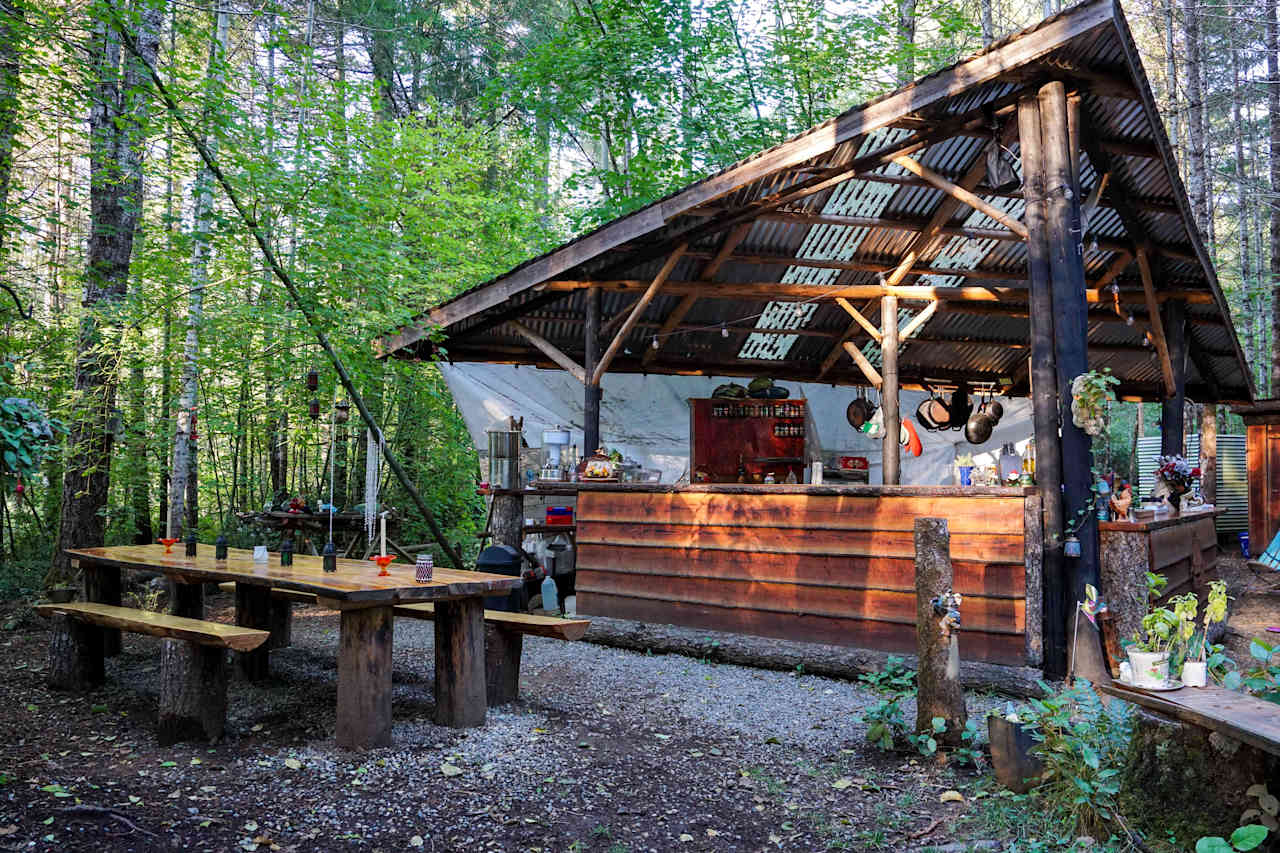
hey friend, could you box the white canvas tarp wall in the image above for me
[441,363,1036,486]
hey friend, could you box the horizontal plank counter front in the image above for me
[68,544,521,748]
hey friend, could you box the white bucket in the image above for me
[1182,660,1208,688]
[1127,650,1170,688]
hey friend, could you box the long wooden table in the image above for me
[67,544,520,749]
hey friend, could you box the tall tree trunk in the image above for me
[980,0,994,46]
[896,0,917,85]
[0,0,23,263]
[1270,0,1280,393]
[169,5,229,539]
[1234,24,1253,374]
[51,0,162,584]
[262,9,286,508]
[126,332,152,543]
[1166,0,1179,148]
[1183,0,1207,241]
[157,0,176,540]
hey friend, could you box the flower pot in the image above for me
[988,715,1044,794]
[1127,649,1170,687]
[1182,660,1208,688]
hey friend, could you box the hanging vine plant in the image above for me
[0,365,64,491]
[1070,368,1119,438]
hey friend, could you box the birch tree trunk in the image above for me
[980,0,994,46]
[168,5,230,537]
[0,0,23,263]
[51,0,163,584]
[896,0,917,86]
[1270,0,1280,394]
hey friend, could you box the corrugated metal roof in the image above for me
[383,0,1252,405]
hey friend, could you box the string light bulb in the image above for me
[1125,313,1135,326]
[651,336,659,349]
[720,324,729,338]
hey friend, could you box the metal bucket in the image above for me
[487,429,522,490]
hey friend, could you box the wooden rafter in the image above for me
[644,223,749,365]
[889,154,1029,238]
[899,300,940,341]
[507,320,587,384]
[591,245,687,385]
[842,341,883,389]
[542,279,1214,305]
[1135,246,1177,396]
[836,297,882,341]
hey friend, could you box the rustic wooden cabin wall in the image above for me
[574,485,1043,667]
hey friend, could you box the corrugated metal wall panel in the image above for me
[1137,435,1247,533]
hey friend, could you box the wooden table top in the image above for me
[68,544,520,604]
[1098,681,1280,757]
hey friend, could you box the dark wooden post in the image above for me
[584,285,602,456]
[158,578,223,743]
[1161,299,1188,456]
[235,583,272,681]
[336,604,394,749]
[914,517,967,746]
[1200,403,1217,504]
[1041,81,1107,683]
[881,294,900,486]
[490,418,524,552]
[485,624,522,706]
[434,597,487,727]
[1019,95,1068,678]
[83,563,121,657]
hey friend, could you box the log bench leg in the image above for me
[336,605,393,750]
[158,640,227,745]
[268,600,292,650]
[435,598,486,728]
[47,612,105,690]
[235,584,272,681]
[83,564,121,657]
[485,624,523,707]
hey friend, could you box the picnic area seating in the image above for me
[218,582,590,706]
[1098,681,1280,757]
[38,601,270,745]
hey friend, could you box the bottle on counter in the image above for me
[737,454,747,484]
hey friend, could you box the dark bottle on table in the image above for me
[280,537,294,567]
[322,541,337,572]
[215,533,228,560]
[185,530,197,557]
[737,454,748,484]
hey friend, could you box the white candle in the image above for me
[380,513,387,557]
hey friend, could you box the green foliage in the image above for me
[0,363,63,484]
[862,693,909,752]
[1017,680,1132,839]
[1196,825,1269,853]
[857,655,916,693]
[1223,638,1280,703]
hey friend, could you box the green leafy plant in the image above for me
[1224,639,1280,703]
[1017,680,1132,838]
[1195,825,1268,853]
[862,694,909,751]
[0,364,64,486]
[857,655,916,693]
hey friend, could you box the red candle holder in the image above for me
[372,554,396,577]
[158,538,179,554]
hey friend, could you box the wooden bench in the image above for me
[38,602,270,745]
[213,584,589,706]
[393,603,589,706]
[1098,681,1280,757]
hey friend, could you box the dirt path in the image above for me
[0,595,1003,852]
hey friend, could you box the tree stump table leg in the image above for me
[269,599,293,650]
[47,612,104,690]
[336,605,393,750]
[158,640,227,745]
[435,598,486,728]
[485,624,523,707]
[83,563,122,657]
[235,584,272,681]
[915,516,968,747]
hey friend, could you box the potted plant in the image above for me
[1153,454,1201,512]
[1128,607,1178,687]
[1069,369,1118,438]
[1180,580,1229,688]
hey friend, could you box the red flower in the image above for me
[1191,468,1201,478]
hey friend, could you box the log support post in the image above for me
[1019,94,1068,677]
[83,563,121,657]
[485,624,523,706]
[337,604,394,750]
[435,597,487,727]
[584,285,602,455]
[881,294,900,486]
[158,640,228,745]
[47,612,105,691]
[1040,81,1106,683]
[269,599,293,650]
[1161,299,1188,456]
[235,583,272,681]
[914,517,967,746]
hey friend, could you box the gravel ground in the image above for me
[0,596,1009,853]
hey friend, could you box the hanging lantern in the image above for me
[309,398,321,421]
[305,368,319,392]
[322,541,337,573]
[334,400,351,425]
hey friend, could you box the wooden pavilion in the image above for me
[381,0,1253,676]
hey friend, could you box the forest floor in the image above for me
[0,558,1270,853]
